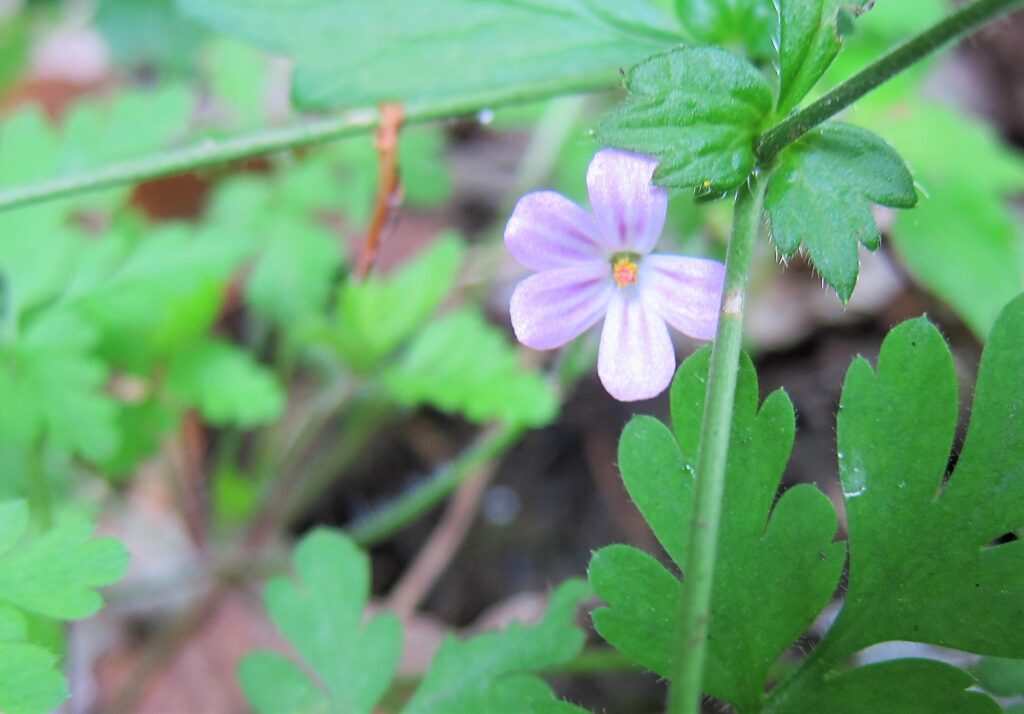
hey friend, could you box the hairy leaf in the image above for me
[598,46,773,190]
[778,0,845,114]
[384,308,558,427]
[765,121,917,301]
[403,579,590,713]
[239,529,402,714]
[589,350,843,712]
[177,0,679,109]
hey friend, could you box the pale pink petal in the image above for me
[597,292,676,402]
[510,263,613,350]
[586,149,668,255]
[504,191,605,270]
[640,255,725,340]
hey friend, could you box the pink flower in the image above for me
[505,149,726,402]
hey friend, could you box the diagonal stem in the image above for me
[667,171,767,714]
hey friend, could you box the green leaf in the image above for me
[777,0,845,115]
[598,46,773,191]
[384,308,558,427]
[589,350,843,712]
[95,0,207,74]
[166,339,285,428]
[0,500,129,620]
[0,309,119,462]
[97,398,180,479]
[778,659,1000,714]
[976,657,1024,698]
[674,0,776,60]
[823,295,1024,661]
[765,121,917,302]
[403,579,589,714]
[239,529,401,714]
[0,642,68,714]
[177,0,679,110]
[332,236,463,370]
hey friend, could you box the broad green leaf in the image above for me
[976,657,1024,698]
[384,308,558,427]
[332,236,463,370]
[0,309,118,462]
[402,579,589,714]
[177,0,679,110]
[239,529,401,714]
[166,339,284,428]
[674,0,776,60]
[0,500,129,620]
[796,294,1024,681]
[775,659,999,714]
[765,121,917,302]
[95,0,207,74]
[0,642,68,714]
[589,350,843,712]
[777,0,845,115]
[598,46,773,190]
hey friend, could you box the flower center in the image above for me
[611,255,639,288]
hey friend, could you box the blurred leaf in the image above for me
[403,580,590,714]
[777,0,845,115]
[166,339,284,428]
[239,529,401,714]
[0,309,118,462]
[178,0,680,109]
[384,308,559,427]
[0,642,67,714]
[976,657,1024,698]
[589,350,842,712]
[765,121,917,302]
[0,13,29,89]
[333,236,463,370]
[96,398,179,479]
[778,659,999,714]
[204,38,272,128]
[0,500,128,620]
[598,46,773,190]
[674,0,776,59]
[95,0,207,74]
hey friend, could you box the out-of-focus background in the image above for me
[0,1,1022,712]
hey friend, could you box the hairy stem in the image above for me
[0,77,614,214]
[667,172,767,714]
[756,0,1024,164]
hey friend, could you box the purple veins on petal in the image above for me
[598,292,676,402]
[509,262,613,350]
[504,191,605,271]
[641,255,726,340]
[586,149,668,255]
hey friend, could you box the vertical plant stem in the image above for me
[667,172,767,714]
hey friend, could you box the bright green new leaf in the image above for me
[765,121,917,302]
[674,0,776,60]
[589,350,843,712]
[0,309,119,462]
[822,295,1024,661]
[777,0,845,115]
[177,0,679,109]
[598,46,773,190]
[166,339,285,428]
[239,529,401,714]
[332,236,463,371]
[0,642,68,714]
[402,579,590,714]
[775,659,999,714]
[384,308,558,428]
[0,500,129,620]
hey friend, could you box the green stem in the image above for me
[756,0,1024,164]
[667,172,767,714]
[0,77,615,214]
[347,422,522,547]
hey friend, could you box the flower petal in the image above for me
[598,292,675,402]
[510,263,613,350]
[640,254,725,340]
[586,149,668,255]
[504,191,605,270]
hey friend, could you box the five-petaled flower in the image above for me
[505,149,726,402]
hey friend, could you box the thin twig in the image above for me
[356,103,405,280]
